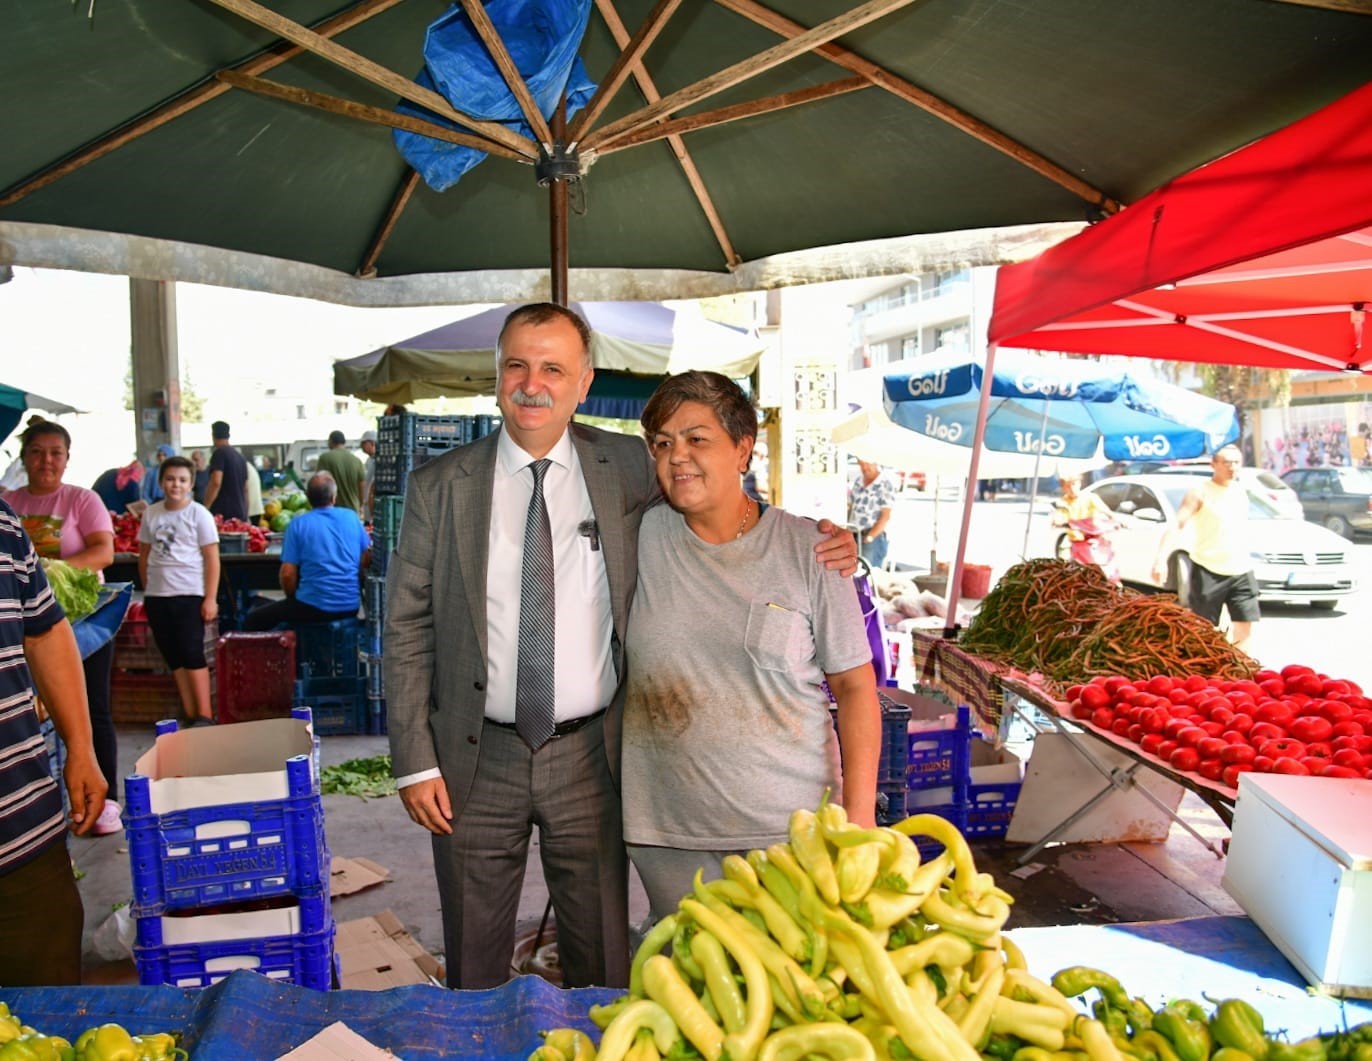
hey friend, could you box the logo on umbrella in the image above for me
[1014,373,1080,398]
[907,371,952,397]
[1013,431,1066,455]
[924,414,963,442]
[1122,435,1173,458]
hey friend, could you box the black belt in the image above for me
[485,708,606,738]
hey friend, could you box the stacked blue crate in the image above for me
[124,709,334,989]
[292,619,366,735]
[904,704,973,854]
[363,496,402,736]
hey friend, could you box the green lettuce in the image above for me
[40,558,101,621]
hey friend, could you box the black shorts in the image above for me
[144,595,208,670]
[1188,563,1260,625]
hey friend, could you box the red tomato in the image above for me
[1227,713,1255,736]
[1157,739,1179,761]
[1169,746,1201,773]
[1219,743,1257,765]
[1292,673,1326,698]
[1112,718,1133,739]
[1254,669,1281,684]
[1065,684,1086,702]
[1232,680,1264,699]
[1163,717,1194,741]
[1280,664,1316,682]
[1167,688,1192,706]
[1221,730,1251,745]
[1176,726,1208,748]
[1102,676,1129,695]
[1273,757,1311,775]
[1142,709,1170,734]
[1258,679,1286,700]
[1319,764,1361,779]
[1196,736,1228,760]
[1248,721,1287,743]
[1139,732,1167,757]
[1146,676,1175,697]
[1305,741,1332,759]
[1208,706,1236,727]
[1196,758,1225,782]
[1322,679,1352,697]
[1127,724,1146,744]
[1091,707,1115,730]
[1330,720,1366,739]
[1316,700,1353,723]
[1252,755,1275,773]
[1222,763,1254,789]
[1069,699,1092,721]
[1255,702,1296,727]
[1332,748,1366,769]
[1080,686,1112,711]
[1199,720,1225,738]
[1258,737,1307,760]
[1288,716,1334,743]
[1183,675,1209,693]
[1300,756,1331,773]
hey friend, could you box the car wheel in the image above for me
[1324,514,1352,539]
[1168,553,1193,603]
[1310,599,1339,611]
[1053,533,1071,562]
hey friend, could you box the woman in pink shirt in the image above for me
[3,421,121,836]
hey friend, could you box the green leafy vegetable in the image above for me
[320,754,397,799]
[40,558,101,621]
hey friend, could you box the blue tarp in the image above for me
[394,0,596,192]
[1,918,1368,1058]
[72,582,131,660]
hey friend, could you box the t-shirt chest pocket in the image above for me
[744,599,810,673]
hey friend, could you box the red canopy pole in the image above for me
[943,342,998,638]
[549,95,569,307]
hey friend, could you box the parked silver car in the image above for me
[1056,475,1354,609]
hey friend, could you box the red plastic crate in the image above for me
[114,615,168,672]
[215,631,296,725]
[112,670,181,724]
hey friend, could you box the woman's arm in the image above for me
[828,663,882,829]
[67,529,114,573]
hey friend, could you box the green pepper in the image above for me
[76,1024,139,1061]
[1154,1006,1214,1061]
[1210,1000,1269,1061]
[1212,1050,1256,1061]
[986,1035,1027,1061]
[1093,1002,1130,1040]
[1269,1040,1327,1061]
[1052,968,1132,1010]
[1134,1031,1184,1061]
[0,1039,44,1061]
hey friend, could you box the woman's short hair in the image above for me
[21,420,71,453]
[641,371,757,464]
[159,455,195,482]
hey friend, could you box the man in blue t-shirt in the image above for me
[243,472,371,631]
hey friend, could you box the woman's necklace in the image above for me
[736,497,755,539]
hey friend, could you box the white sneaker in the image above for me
[92,799,123,837]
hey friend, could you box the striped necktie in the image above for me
[515,458,556,750]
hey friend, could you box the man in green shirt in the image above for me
[315,431,365,515]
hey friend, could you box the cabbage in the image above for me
[40,558,101,621]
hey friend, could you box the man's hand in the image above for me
[399,776,454,835]
[815,518,859,577]
[64,751,109,837]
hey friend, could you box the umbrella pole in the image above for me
[945,343,998,638]
[1021,400,1051,558]
[549,95,569,306]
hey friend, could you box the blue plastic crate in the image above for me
[472,414,501,439]
[876,695,911,785]
[372,495,404,538]
[907,705,971,789]
[964,781,1022,839]
[293,619,361,679]
[875,781,908,826]
[293,677,367,736]
[363,655,384,699]
[134,891,334,990]
[124,714,325,915]
[364,575,386,622]
[361,617,383,658]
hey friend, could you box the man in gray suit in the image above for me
[384,303,854,990]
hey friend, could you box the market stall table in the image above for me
[108,552,284,630]
[1,917,1366,1059]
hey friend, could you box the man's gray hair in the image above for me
[306,472,337,508]
[496,303,593,369]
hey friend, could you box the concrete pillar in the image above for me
[128,278,181,462]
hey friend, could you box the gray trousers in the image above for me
[431,714,629,989]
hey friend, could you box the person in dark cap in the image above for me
[316,429,365,515]
[203,420,248,523]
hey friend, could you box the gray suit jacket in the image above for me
[383,422,657,805]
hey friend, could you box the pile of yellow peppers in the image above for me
[530,804,1372,1061]
[533,804,1070,1061]
[0,1004,186,1061]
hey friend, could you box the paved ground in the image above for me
[73,722,1239,986]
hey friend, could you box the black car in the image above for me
[1280,466,1372,538]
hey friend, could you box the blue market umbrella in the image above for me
[882,348,1239,463]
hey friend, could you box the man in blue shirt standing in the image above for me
[243,472,370,630]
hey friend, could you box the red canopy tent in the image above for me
[933,82,1372,628]
[988,81,1372,370]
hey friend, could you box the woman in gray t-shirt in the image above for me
[622,371,881,923]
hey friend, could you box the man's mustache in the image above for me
[511,389,554,408]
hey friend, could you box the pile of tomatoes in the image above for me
[1064,664,1372,790]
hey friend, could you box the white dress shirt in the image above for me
[396,427,616,789]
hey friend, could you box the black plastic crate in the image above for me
[294,619,361,679]
[293,677,368,736]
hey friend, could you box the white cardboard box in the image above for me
[1222,773,1372,998]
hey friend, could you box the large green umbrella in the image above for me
[1,1,1369,305]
